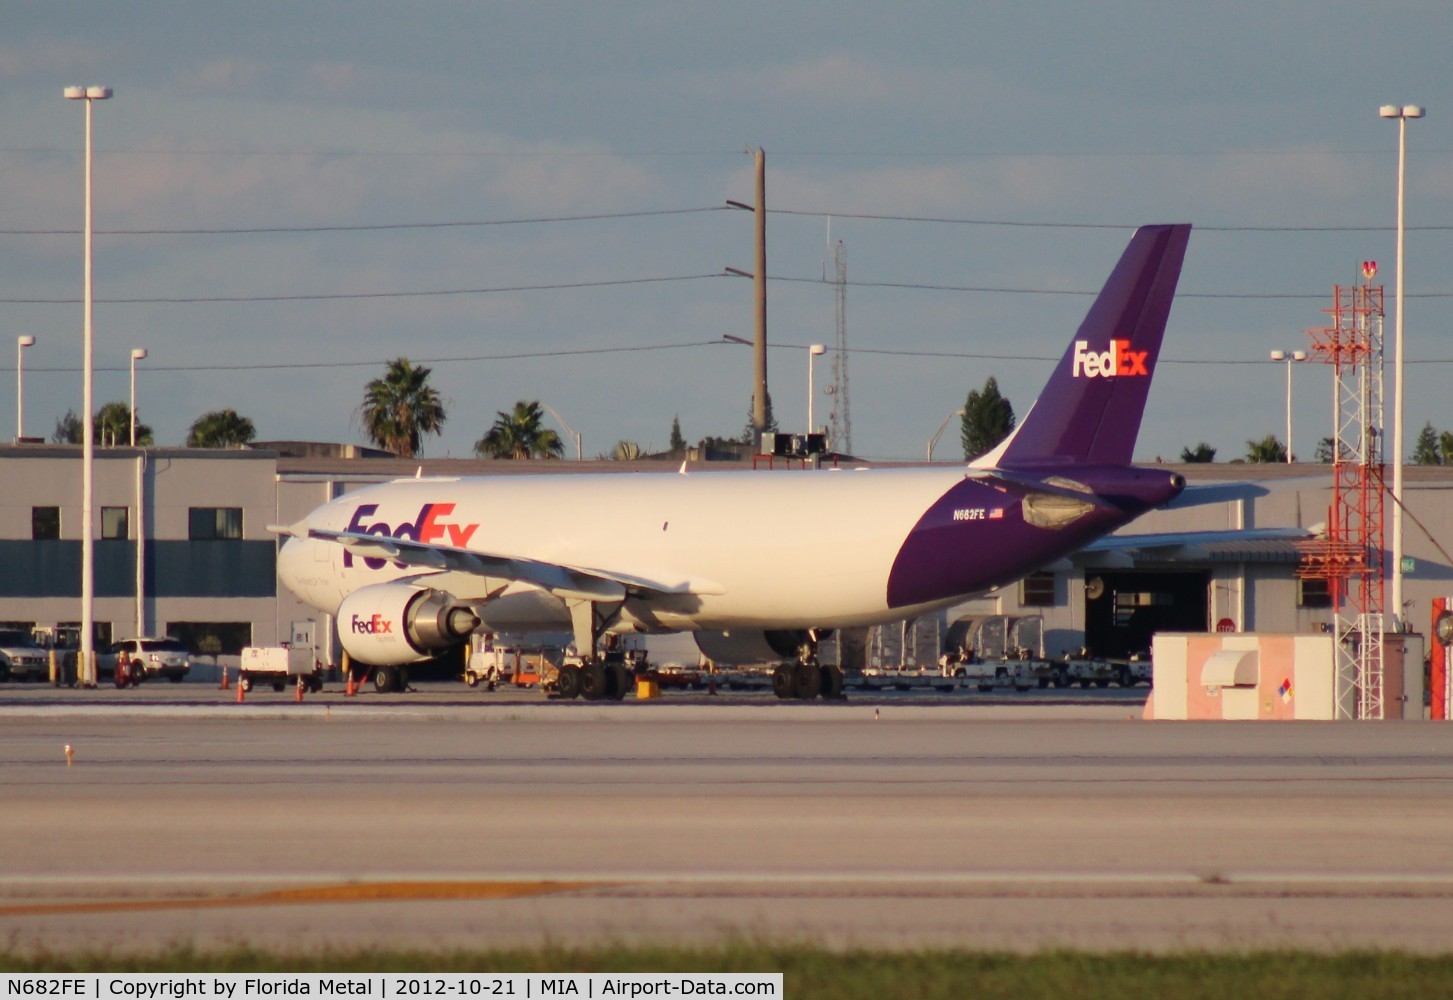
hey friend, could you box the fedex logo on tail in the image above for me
[1072,339,1149,379]
[344,502,480,570]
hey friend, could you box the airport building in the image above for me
[1,444,1449,673]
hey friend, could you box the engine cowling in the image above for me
[693,629,809,667]
[337,583,481,666]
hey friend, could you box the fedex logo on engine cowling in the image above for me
[343,502,480,570]
[351,613,393,634]
[1072,339,1149,379]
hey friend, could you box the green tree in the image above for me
[358,358,447,458]
[961,377,1015,461]
[742,391,779,445]
[52,409,82,445]
[94,401,152,447]
[669,416,687,454]
[187,409,257,448]
[1413,422,1442,465]
[1244,434,1287,463]
[475,401,564,459]
[1179,442,1216,463]
[1315,436,1336,463]
[1439,432,1453,465]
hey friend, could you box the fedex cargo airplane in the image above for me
[277,223,1213,699]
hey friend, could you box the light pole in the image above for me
[807,343,826,432]
[1381,102,1425,629]
[65,83,111,686]
[129,348,147,447]
[16,335,34,441]
[1269,350,1306,463]
[538,401,582,461]
[927,409,967,462]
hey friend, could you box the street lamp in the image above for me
[1381,102,1425,629]
[16,335,34,441]
[807,344,826,432]
[65,83,112,686]
[927,409,967,462]
[129,348,147,447]
[1269,350,1307,464]
[538,401,582,461]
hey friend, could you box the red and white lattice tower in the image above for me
[1297,263,1386,719]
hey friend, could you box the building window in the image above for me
[189,507,242,540]
[31,506,60,540]
[101,507,129,540]
[1298,577,1332,609]
[166,621,252,657]
[1019,572,1057,607]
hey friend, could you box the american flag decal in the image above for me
[988,508,1004,520]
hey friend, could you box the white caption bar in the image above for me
[1,974,782,1000]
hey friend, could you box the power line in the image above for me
[0,206,724,236]
[0,273,724,305]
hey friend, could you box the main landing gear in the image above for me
[771,634,844,701]
[551,597,633,701]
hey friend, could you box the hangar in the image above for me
[0,443,1447,673]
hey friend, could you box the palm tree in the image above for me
[94,401,152,447]
[358,358,446,458]
[187,409,257,448]
[1179,442,1216,463]
[475,401,564,459]
[1244,434,1288,463]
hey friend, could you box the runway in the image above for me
[4,682,1453,955]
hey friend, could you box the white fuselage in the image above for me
[279,466,972,633]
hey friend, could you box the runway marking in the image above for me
[0,880,606,917]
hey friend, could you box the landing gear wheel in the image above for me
[772,665,796,700]
[556,664,582,700]
[580,663,608,701]
[794,662,822,700]
[819,665,844,700]
[608,663,631,701]
[373,667,395,693]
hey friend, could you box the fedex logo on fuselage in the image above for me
[343,502,480,570]
[1072,339,1148,379]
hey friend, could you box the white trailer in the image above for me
[240,646,323,692]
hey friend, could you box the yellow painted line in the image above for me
[0,880,608,918]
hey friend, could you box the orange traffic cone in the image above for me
[236,675,246,703]
[295,677,305,702]
[219,666,230,690]
[344,671,356,697]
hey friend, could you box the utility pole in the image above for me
[751,147,768,444]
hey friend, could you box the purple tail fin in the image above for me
[986,223,1191,469]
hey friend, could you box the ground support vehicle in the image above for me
[1058,655,1151,688]
[239,646,323,693]
[98,637,192,683]
[0,629,50,682]
[855,666,957,693]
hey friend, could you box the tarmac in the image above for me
[4,680,1453,956]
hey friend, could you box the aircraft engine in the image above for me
[693,628,810,667]
[336,582,481,666]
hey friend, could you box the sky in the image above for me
[2,2,1452,464]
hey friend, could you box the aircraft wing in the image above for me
[1083,526,1311,553]
[285,524,723,602]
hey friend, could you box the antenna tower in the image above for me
[1297,265,1387,718]
[828,239,851,453]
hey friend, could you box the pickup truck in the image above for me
[0,629,50,682]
